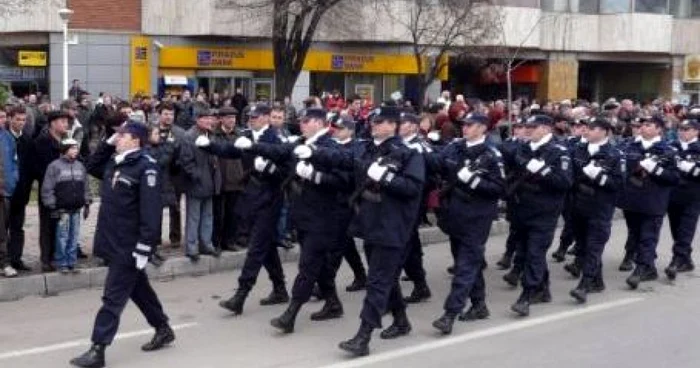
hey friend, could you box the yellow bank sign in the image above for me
[18,51,47,67]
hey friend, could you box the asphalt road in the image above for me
[1,219,699,368]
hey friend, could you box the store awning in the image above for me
[164,75,188,85]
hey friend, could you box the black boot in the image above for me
[590,274,606,293]
[564,262,581,278]
[70,344,105,368]
[626,265,658,290]
[567,244,578,255]
[219,289,248,315]
[570,278,591,304]
[271,300,303,333]
[530,285,552,304]
[310,294,344,321]
[403,282,431,303]
[511,289,531,317]
[345,276,367,292]
[459,300,490,321]
[619,252,635,272]
[141,325,175,351]
[339,322,373,357]
[496,252,513,270]
[503,267,521,287]
[665,258,681,280]
[380,309,412,339]
[260,286,290,306]
[552,246,567,263]
[677,260,695,273]
[432,312,457,335]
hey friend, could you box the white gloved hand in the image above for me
[254,156,272,173]
[640,158,658,173]
[526,158,546,174]
[195,135,211,147]
[132,252,149,270]
[233,136,253,150]
[427,131,440,142]
[367,162,389,182]
[296,161,316,181]
[287,135,301,144]
[293,145,313,159]
[583,162,603,179]
[106,133,119,146]
[678,160,695,173]
[457,167,476,184]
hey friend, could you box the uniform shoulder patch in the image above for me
[145,168,158,187]
[488,146,502,158]
[143,154,157,164]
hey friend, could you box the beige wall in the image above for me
[0,0,65,33]
[538,57,579,101]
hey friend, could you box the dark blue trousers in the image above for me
[625,211,664,268]
[238,202,286,291]
[668,201,700,263]
[572,212,613,279]
[359,243,407,329]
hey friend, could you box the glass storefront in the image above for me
[311,72,409,105]
[194,70,273,102]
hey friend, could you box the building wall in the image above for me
[67,0,141,31]
[0,0,64,33]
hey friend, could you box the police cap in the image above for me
[218,106,238,117]
[299,107,327,121]
[330,114,356,131]
[461,113,489,126]
[118,120,150,145]
[524,114,554,127]
[679,119,700,130]
[248,103,272,117]
[588,116,613,132]
[399,112,420,124]
[370,106,401,123]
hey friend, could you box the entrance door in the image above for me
[252,79,274,103]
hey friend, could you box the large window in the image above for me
[599,0,632,13]
[635,0,669,12]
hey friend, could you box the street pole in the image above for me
[62,20,68,100]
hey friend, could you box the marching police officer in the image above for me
[430,113,505,334]
[293,106,425,356]
[71,121,174,368]
[618,115,679,289]
[665,119,700,279]
[567,117,624,303]
[509,115,572,317]
[617,118,643,271]
[197,104,289,315]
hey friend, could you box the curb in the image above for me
[0,211,623,302]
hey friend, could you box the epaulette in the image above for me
[143,154,157,164]
[488,145,502,158]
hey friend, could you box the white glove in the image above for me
[583,162,603,179]
[427,131,440,142]
[367,162,389,182]
[296,161,316,181]
[640,158,658,173]
[132,252,149,270]
[287,135,301,144]
[293,145,313,159]
[254,156,273,173]
[195,135,211,147]
[526,158,546,174]
[233,136,253,150]
[457,167,476,184]
[106,133,119,146]
[678,160,695,173]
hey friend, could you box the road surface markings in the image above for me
[0,322,199,361]
[321,297,644,368]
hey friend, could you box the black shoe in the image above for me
[403,284,431,303]
[552,247,567,263]
[496,253,513,270]
[530,286,552,304]
[271,301,302,333]
[380,311,412,339]
[310,296,344,321]
[339,323,373,357]
[276,240,295,250]
[503,269,520,287]
[447,266,455,275]
[570,278,591,304]
[260,288,290,306]
[665,260,679,281]
[459,301,490,321]
[70,344,105,368]
[677,261,695,273]
[590,276,606,293]
[141,325,175,351]
[186,254,200,263]
[564,262,581,278]
[626,266,658,290]
[11,262,31,272]
[619,253,635,272]
[345,277,367,292]
[77,247,88,260]
[201,248,221,258]
[432,313,457,335]
[511,290,531,317]
[219,290,247,315]
[41,264,56,273]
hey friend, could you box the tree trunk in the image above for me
[506,65,513,136]
[274,67,299,101]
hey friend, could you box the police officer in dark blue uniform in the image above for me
[197,104,289,315]
[71,121,173,368]
[618,115,679,289]
[509,115,572,317]
[429,113,506,335]
[617,118,643,271]
[567,117,624,303]
[665,119,700,279]
[293,106,425,357]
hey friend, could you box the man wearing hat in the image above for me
[71,121,175,368]
[665,119,700,279]
[617,115,679,289]
[397,112,433,304]
[566,117,624,303]
[196,103,289,315]
[292,106,425,356]
[508,114,572,317]
[429,113,506,334]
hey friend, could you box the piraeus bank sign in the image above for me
[197,50,246,67]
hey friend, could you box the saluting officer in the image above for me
[71,121,174,368]
[509,115,573,317]
[567,117,624,303]
[618,115,679,289]
[429,113,506,335]
[197,104,289,315]
[293,106,425,357]
[665,119,700,279]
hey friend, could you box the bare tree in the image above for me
[379,0,501,110]
[217,0,346,100]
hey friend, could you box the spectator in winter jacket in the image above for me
[6,107,33,272]
[0,109,19,278]
[40,139,92,273]
[157,103,187,248]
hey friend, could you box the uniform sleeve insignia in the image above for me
[561,156,570,170]
[145,169,158,187]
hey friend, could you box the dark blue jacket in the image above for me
[618,139,679,216]
[670,140,700,204]
[498,137,522,221]
[309,136,425,248]
[89,150,162,264]
[571,142,624,220]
